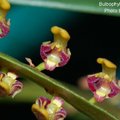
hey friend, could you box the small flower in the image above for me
[0,71,23,97]
[32,96,67,120]
[0,0,11,38]
[40,26,71,71]
[87,58,120,102]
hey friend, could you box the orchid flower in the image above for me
[26,26,71,71]
[0,71,23,97]
[32,96,67,120]
[87,58,120,102]
[40,26,71,71]
[0,0,10,38]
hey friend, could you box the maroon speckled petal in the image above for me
[40,43,71,71]
[0,72,5,80]
[94,92,106,102]
[0,72,3,75]
[108,81,120,98]
[45,63,56,71]
[87,76,103,92]
[52,96,64,106]
[40,44,52,60]
[35,111,47,120]
[37,97,51,108]
[59,51,70,67]
[54,108,67,120]
[0,21,10,38]
[10,80,23,97]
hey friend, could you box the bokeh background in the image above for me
[0,2,120,120]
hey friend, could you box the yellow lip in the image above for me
[0,0,11,10]
[32,104,49,120]
[97,58,117,69]
[97,58,117,81]
[0,82,10,96]
[51,26,70,41]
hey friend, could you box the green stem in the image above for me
[89,97,97,104]
[35,62,45,71]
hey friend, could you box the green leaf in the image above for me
[9,0,120,17]
[0,52,118,120]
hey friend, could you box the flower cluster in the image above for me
[32,96,67,120]
[87,58,120,102]
[0,0,10,38]
[0,71,23,97]
[1,16,120,120]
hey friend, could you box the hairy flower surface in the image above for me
[32,96,67,120]
[0,0,10,38]
[0,72,23,97]
[40,26,71,71]
[87,58,120,102]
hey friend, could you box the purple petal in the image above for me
[54,108,67,120]
[37,97,51,108]
[59,51,70,67]
[108,81,120,97]
[87,76,103,92]
[0,21,10,38]
[10,80,23,97]
[40,44,52,60]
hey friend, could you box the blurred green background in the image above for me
[0,2,120,120]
